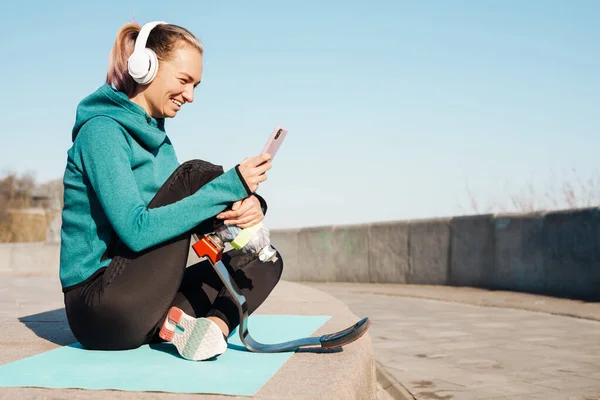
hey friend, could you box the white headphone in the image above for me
[127,21,168,85]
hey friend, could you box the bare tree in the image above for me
[0,170,54,242]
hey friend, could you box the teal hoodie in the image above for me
[59,84,254,291]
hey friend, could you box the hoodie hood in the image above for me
[72,84,166,150]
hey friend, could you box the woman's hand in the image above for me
[217,195,264,228]
[238,154,272,193]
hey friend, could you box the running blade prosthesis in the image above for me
[192,233,371,352]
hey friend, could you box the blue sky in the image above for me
[0,1,598,229]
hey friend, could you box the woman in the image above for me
[59,20,283,361]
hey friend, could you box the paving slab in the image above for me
[0,273,376,399]
[308,282,600,400]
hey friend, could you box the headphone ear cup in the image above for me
[143,48,159,84]
[127,50,151,83]
[126,21,167,85]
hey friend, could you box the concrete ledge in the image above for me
[0,275,376,399]
[270,207,600,301]
[253,281,377,399]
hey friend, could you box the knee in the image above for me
[67,300,147,351]
[171,160,225,192]
[248,250,283,293]
[180,159,224,174]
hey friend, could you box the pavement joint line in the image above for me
[376,361,415,400]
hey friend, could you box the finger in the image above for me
[227,213,261,227]
[256,153,273,167]
[251,172,269,184]
[218,208,243,219]
[247,177,267,192]
[255,174,268,184]
[217,211,233,219]
[249,153,272,167]
[239,211,264,228]
[232,200,242,211]
[225,214,259,228]
[254,161,272,175]
[258,153,272,164]
[223,200,255,220]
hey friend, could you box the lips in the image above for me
[171,99,182,108]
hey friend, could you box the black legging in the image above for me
[63,160,284,351]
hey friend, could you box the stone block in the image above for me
[331,224,370,282]
[493,212,545,294]
[368,221,409,283]
[297,226,337,281]
[270,228,300,281]
[408,218,451,284]
[542,208,600,300]
[449,214,494,287]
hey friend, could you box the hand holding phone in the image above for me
[238,154,272,193]
[238,126,287,191]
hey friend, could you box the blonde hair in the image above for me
[106,22,203,97]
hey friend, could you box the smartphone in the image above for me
[261,126,288,160]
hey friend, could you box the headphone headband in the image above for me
[134,21,167,53]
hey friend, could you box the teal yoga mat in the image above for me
[0,314,331,396]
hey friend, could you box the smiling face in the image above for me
[137,43,203,119]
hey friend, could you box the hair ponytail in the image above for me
[106,22,141,97]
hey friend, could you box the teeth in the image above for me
[172,99,182,107]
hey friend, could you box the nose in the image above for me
[183,86,194,104]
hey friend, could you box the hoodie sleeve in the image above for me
[75,119,250,252]
[254,192,268,215]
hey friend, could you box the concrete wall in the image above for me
[272,207,600,301]
[3,207,599,300]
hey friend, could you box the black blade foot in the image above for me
[320,317,371,349]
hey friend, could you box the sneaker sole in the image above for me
[159,307,227,361]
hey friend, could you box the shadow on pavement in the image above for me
[19,308,76,346]
[18,309,344,355]
[226,342,343,354]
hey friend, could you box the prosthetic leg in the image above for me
[192,233,371,352]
